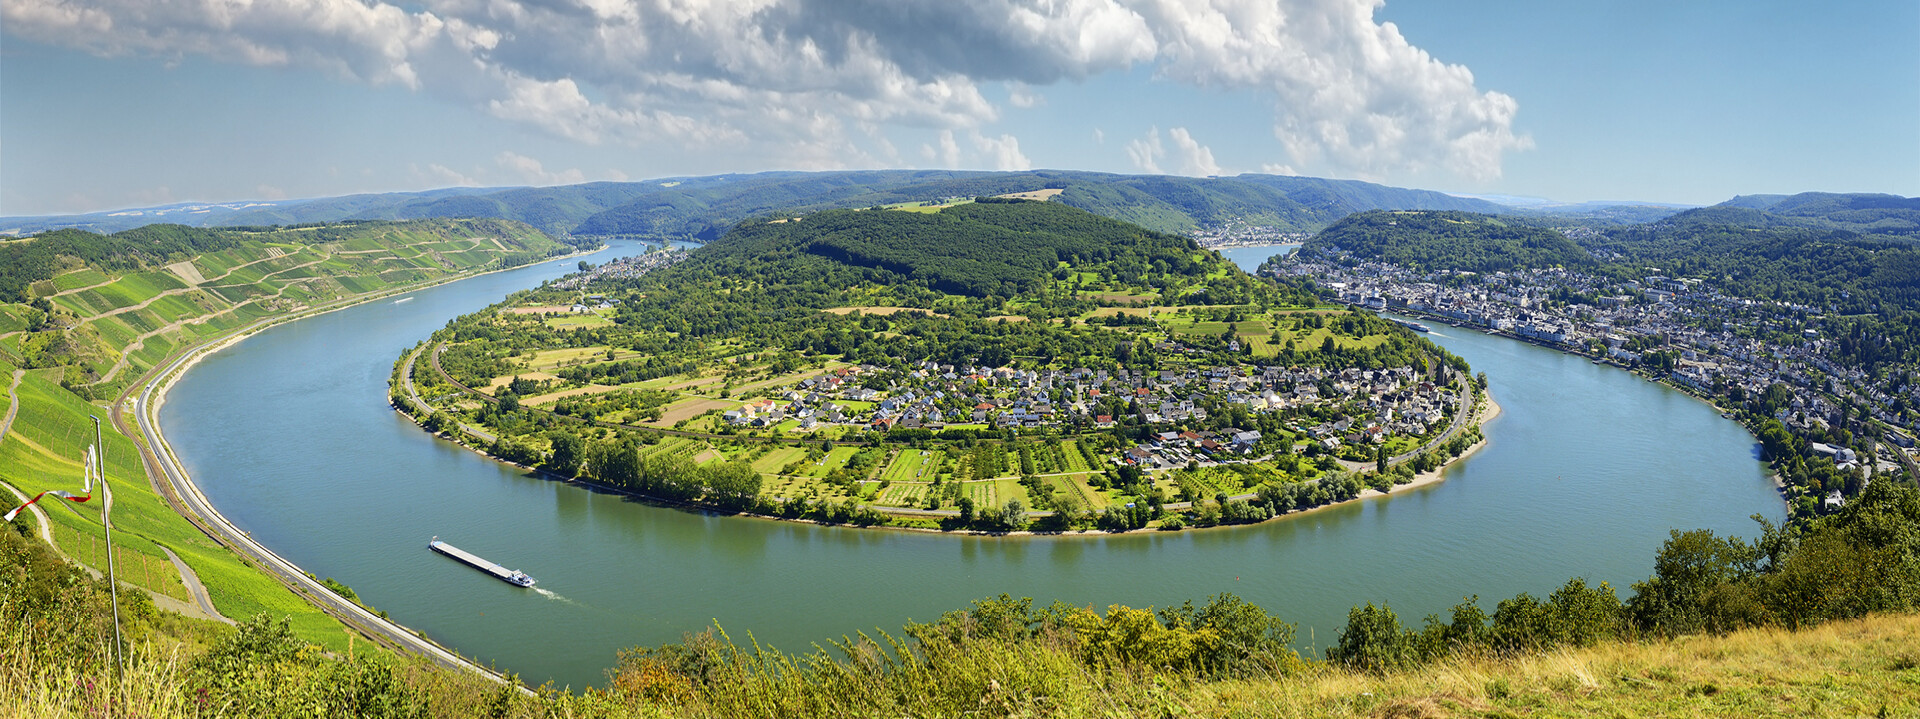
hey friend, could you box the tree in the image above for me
[1326,602,1412,673]
[577,260,592,272]
[1001,499,1027,531]
[546,431,586,476]
[1626,529,1763,635]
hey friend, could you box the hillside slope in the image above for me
[1304,210,1593,272]
[0,218,569,398]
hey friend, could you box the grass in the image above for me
[0,360,357,649]
[880,449,935,482]
[544,312,615,330]
[1191,614,1920,718]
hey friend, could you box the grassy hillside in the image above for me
[0,217,575,653]
[4,480,1915,716]
[0,218,569,398]
[0,355,362,651]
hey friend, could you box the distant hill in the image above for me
[3,170,1510,239]
[1708,192,1920,237]
[672,198,1212,299]
[1303,210,1593,272]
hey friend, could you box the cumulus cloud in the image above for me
[1126,126,1219,176]
[495,151,586,186]
[4,0,1530,180]
[413,162,477,187]
[1007,83,1044,108]
[1166,127,1221,176]
[1126,129,1165,174]
[970,132,1032,171]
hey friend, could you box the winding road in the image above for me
[132,330,518,685]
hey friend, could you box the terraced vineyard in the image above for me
[0,217,575,645]
[1,219,567,398]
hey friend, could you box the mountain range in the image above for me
[1,170,1525,238]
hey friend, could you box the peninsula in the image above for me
[394,198,1491,532]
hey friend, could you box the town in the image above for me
[1272,245,1919,511]
[721,358,1470,473]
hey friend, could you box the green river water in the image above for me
[159,241,1783,688]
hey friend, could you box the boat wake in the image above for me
[393,297,414,304]
[533,587,580,605]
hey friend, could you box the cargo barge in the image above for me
[429,537,535,587]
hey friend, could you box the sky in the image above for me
[2,0,1915,216]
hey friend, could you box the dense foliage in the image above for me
[1307,210,1595,273]
[1327,479,1920,673]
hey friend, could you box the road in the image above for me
[128,306,522,689]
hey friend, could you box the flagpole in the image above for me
[91,415,124,686]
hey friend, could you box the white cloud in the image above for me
[935,130,962,168]
[1166,127,1221,176]
[1259,162,1298,176]
[4,0,1530,180]
[254,184,289,200]
[604,169,630,181]
[1127,126,1220,176]
[970,132,1032,171]
[1007,83,1044,108]
[1126,128,1165,174]
[495,151,586,186]
[414,163,477,187]
[1093,128,1106,145]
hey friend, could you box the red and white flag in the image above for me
[4,445,95,522]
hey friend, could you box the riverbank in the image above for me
[399,360,1505,539]
[130,247,606,687]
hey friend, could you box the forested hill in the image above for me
[671,199,1212,299]
[1582,211,1920,314]
[1710,192,1920,237]
[1299,200,1920,315]
[1303,210,1593,272]
[2,170,1507,239]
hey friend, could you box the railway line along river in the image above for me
[158,240,1784,688]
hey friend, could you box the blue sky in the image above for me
[3,0,1914,215]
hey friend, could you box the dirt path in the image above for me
[1,371,51,545]
[94,275,324,385]
[0,369,223,621]
[162,546,230,624]
[75,251,325,325]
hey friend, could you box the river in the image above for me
[159,240,1783,688]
